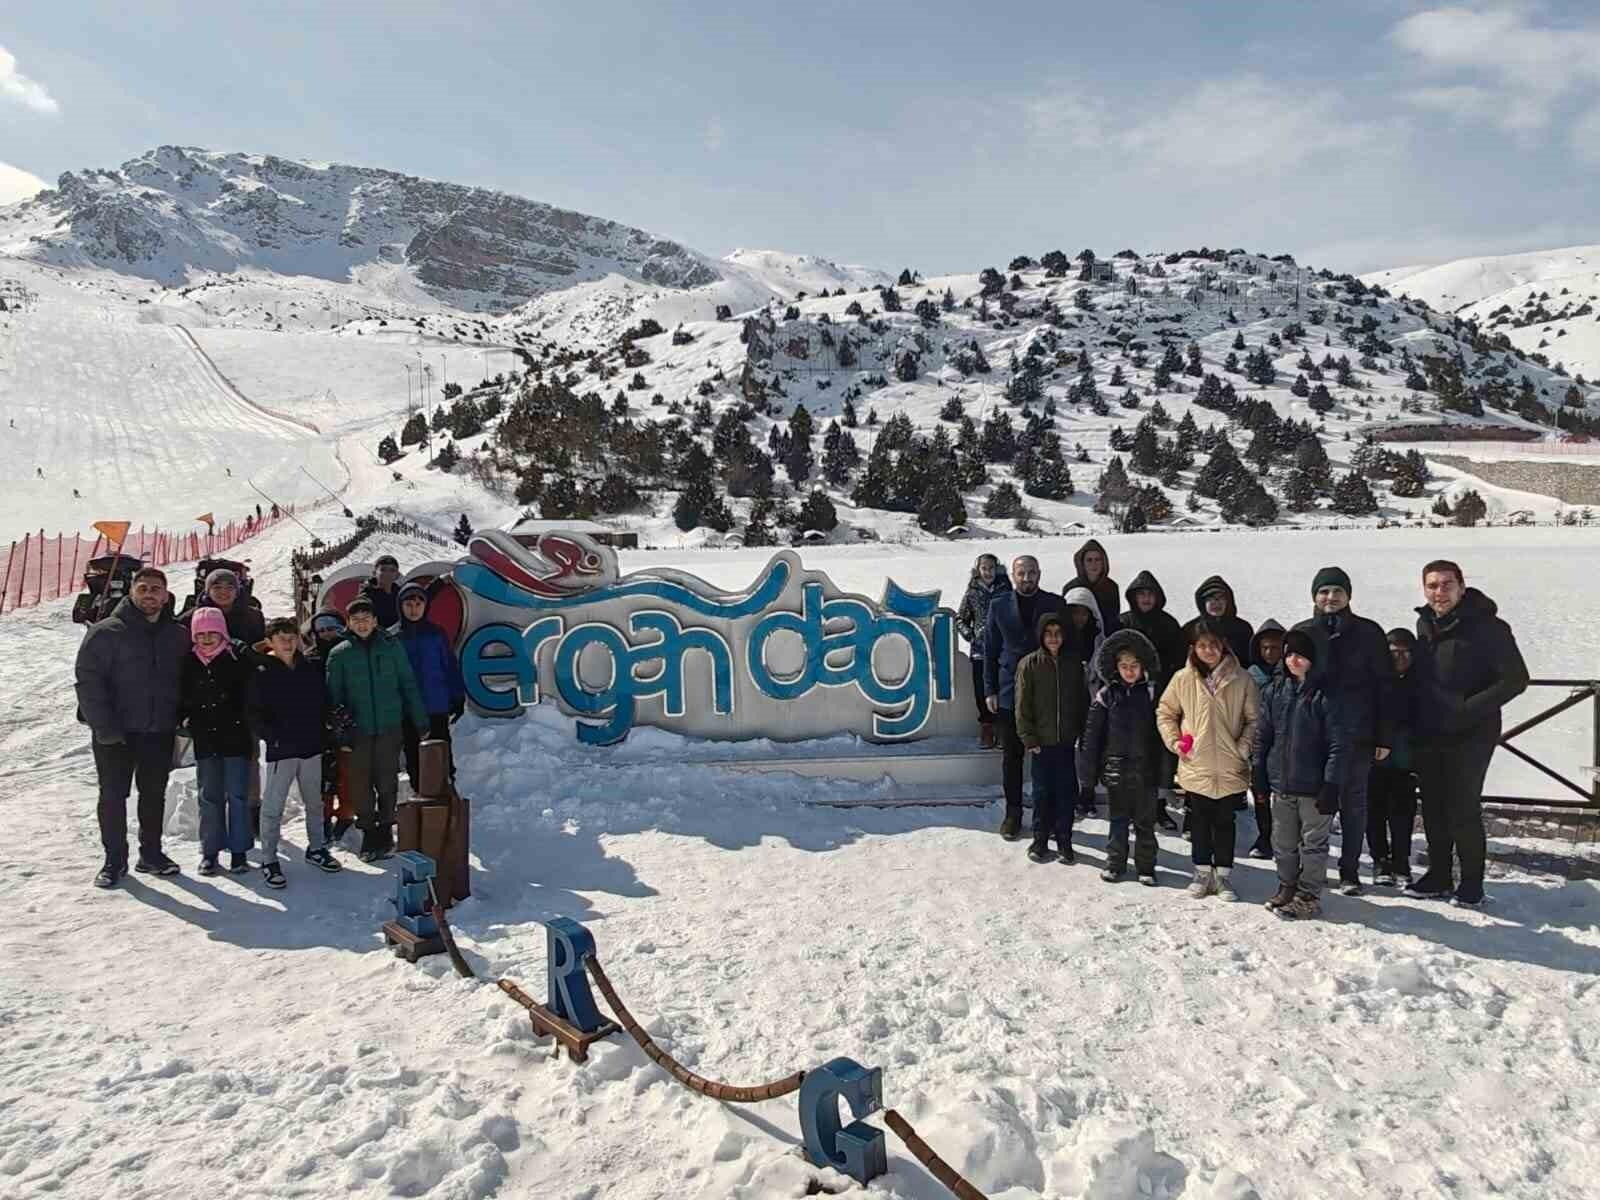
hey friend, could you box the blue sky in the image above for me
[3,1,1599,274]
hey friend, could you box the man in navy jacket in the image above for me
[984,555,1066,839]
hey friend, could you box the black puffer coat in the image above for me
[1119,570,1185,688]
[1081,629,1164,779]
[1292,608,1396,748]
[1181,575,1253,667]
[179,641,257,759]
[1253,672,1347,798]
[75,596,186,739]
[1412,588,1529,743]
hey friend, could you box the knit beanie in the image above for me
[398,581,429,606]
[205,567,239,589]
[190,606,232,663]
[1310,566,1352,597]
[1283,629,1318,663]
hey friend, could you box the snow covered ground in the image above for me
[3,506,1599,1200]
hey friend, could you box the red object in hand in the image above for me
[1178,733,1195,757]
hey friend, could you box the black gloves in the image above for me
[1316,782,1341,815]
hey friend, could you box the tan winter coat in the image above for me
[1157,655,1261,799]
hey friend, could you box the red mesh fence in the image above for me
[0,508,296,615]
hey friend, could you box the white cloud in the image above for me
[0,160,48,205]
[1024,75,1382,174]
[0,44,59,114]
[1391,6,1600,134]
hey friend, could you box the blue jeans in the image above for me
[1338,742,1372,881]
[1030,744,1079,850]
[197,755,251,858]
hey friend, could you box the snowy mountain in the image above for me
[0,145,718,313]
[1363,245,1600,382]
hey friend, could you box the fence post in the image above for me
[1593,686,1600,807]
[0,539,15,615]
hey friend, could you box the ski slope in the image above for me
[0,266,343,540]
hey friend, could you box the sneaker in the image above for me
[1247,845,1272,860]
[1265,883,1297,911]
[1057,846,1076,865]
[262,861,286,889]
[1138,874,1158,887]
[1215,870,1238,902]
[93,862,125,889]
[134,852,180,877]
[1450,890,1486,909]
[1187,867,1215,898]
[229,852,250,875]
[1406,873,1454,899]
[1339,879,1363,897]
[1101,865,1126,882]
[305,848,343,873]
[1026,843,1057,864]
[198,856,221,876]
[1285,892,1322,920]
[999,811,1023,841]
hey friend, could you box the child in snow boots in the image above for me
[1252,630,1345,919]
[248,618,342,887]
[1014,613,1089,864]
[1082,630,1164,885]
[1157,619,1261,901]
[180,606,256,876]
[1367,628,1420,887]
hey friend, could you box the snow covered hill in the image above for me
[0,145,717,313]
[1363,245,1600,382]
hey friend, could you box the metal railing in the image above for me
[1484,679,1600,810]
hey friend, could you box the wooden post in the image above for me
[0,538,17,614]
[55,534,64,601]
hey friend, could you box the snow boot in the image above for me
[262,861,286,889]
[1187,867,1216,898]
[1285,892,1322,920]
[134,852,180,877]
[999,810,1023,841]
[978,723,996,750]
[1027,842,1057,864]
[1265,882,1297,912]
[1215,868,1238,902]
[93,862,125,889]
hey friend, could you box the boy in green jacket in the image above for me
[1015,613,1089,865]
[325,597,428,861]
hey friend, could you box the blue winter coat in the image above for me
[396,618,466,717]
[983,589,1066,710]
[1253,673,1347,799]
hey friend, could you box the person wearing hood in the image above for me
[984,555,1066,839]
[1253,630,1346,920]
[1368,628,1420,887]
[395,581,467,788]
[325,596,428,861]
[1063,538,1121,636]
[180,606,257,877]
[1292,566,1396,896]
[1245,619,1286,858]
[1157,618,1261,900]
[1014,612,1090,864]
[1181,576,1253,669]
[1082,630,1164,884]
[955,554,1012,749]
[74,566,186,888]
[1120,571,1185,831]
[1062,585,1106,817]
[1406,561,1528,907]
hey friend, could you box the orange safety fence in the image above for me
[0,507,297,616]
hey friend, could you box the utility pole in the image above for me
[422,363,434,463]
[404,364,414,416]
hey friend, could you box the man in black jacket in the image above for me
[984,555,1066,839]
[360,555,402,629]
[1293,566,1395,895]
[74,567,186,887]
[1407,560,1529,907]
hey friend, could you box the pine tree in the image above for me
[918,473,968,532]
[1451,489,1487,526]
[1283,468,1317,512]
[453,513,474,546]
[939,396,963,422]
[796,488,839,533]
[784,437,814,486]
[401,411,428,446]
[514,462,545,504]
[743,498,777,547]
[1290,374,1310,398]
[1195,440,1244,499]
[842,398,859,428]
[1025,441,1073,500]
[1232,331,1246,351]
[1121,504,1148,533]
[1391,453,1427,497]
[434,440,460,471]
[1332,471,1379,516]
[1130,420,1160,475]
[1431,492,1453,518]
[790,402,815,444]
[984,481,1023,517]
[378,434,401,464]
[850,442,895,508]
[1184,341,1204,377]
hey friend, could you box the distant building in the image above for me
[509,518,639,550]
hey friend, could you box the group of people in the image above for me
[74,553,466,891]
[956,540,1530,916]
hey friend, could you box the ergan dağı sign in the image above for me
[329,530,975,745]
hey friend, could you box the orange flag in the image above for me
[195,512,215,529]
[92,520,131,547]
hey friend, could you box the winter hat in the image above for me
[190,606,232,663]
[1198,579,1230,601]
[1386,627,1417,649]
[1310,566,1352,597]
[205,567,239,590]
[1283,629,1318,663]
[397,581,429,607]
[1062,585,1099,614]
[345,597,376,617]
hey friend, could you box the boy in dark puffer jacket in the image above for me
[1081,629,1164,885]
[1253,630,1347,920]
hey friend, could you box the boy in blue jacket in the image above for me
[395,582,466,788]
[1253,629,1346,920]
